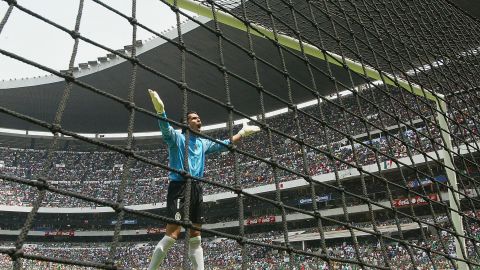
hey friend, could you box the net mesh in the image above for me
[0,0,480,269]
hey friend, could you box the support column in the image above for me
[436,98,468,270]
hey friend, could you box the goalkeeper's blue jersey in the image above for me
[157,112,230,181]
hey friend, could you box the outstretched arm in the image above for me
[148,89,179,145]
[231,122,261,144]
[148,89,165,114]
[204,122,261,154]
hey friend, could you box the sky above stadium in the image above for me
[0,0,193,80]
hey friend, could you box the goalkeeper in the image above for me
[147,89,260,270]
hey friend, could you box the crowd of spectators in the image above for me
[1,212,480,269]
[0,89,478,208]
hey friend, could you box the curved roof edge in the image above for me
[0,15,210,90]
[0,89,356,139]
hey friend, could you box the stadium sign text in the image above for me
[298,194,332,205]
[406,175,447,188]
[392,194,439,208]
[44,230,75,237]
[246,216,276,225]
[110,219,137,225]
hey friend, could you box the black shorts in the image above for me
[166,181,204,224]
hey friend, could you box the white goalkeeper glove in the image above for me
[237,122,261,138]
[148,89,165,114]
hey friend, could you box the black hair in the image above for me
[181,111,199,134]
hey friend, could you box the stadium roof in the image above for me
[0,19,365,134]
[0,0,478,134]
